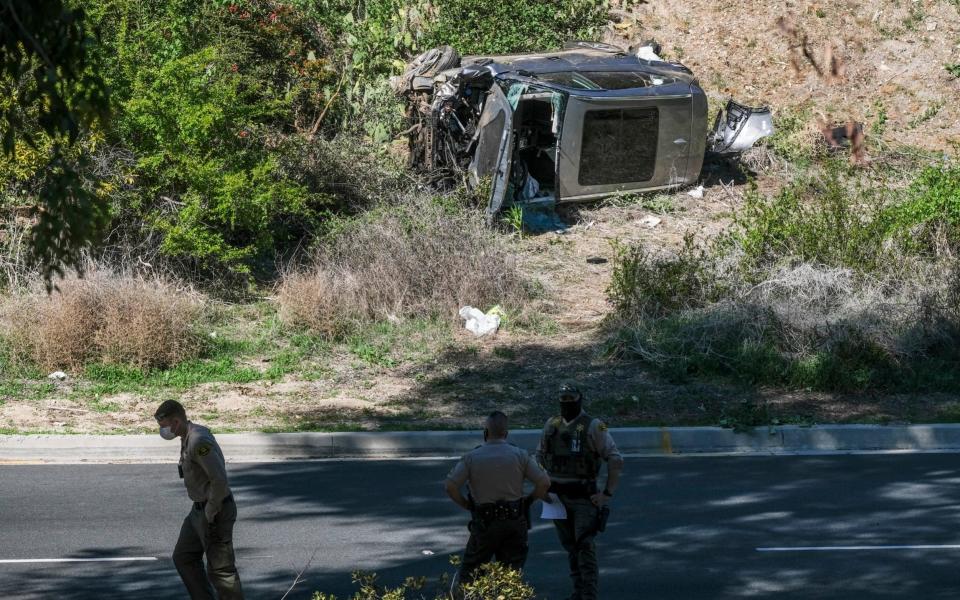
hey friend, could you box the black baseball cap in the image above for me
[558,383,582,402]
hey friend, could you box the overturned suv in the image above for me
[391,41,773,223]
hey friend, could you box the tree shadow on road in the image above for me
[6,456,960,599]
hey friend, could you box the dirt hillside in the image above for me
[606,0,960,151]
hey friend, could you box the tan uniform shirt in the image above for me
[180,422,231,510]
[536,412,624,483]
[447,439,550,505]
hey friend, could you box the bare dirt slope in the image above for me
[606,0,960,151]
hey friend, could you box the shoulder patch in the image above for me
[599,422,608,432]
[551,417,562,427]
[197,444,211,457]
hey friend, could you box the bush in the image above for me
[612,261,960,392]
[608,234,724,318]
[1,269,207,371]
[608,159,960,393]
[880,162,960,256]
[278,195,531,335]
[423,0,609,55]
[312,562,535,600]
[729,164,889,274]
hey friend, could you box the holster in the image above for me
[597,505,610,533]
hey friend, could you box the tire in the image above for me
[416,45,461,77]
[404,45,461,80]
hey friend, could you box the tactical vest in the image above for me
[542,413,601,480]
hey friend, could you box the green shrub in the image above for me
[608,160,960,394]
[879,162,960,256]
[312,562,535,600]
[729,162,890,274]
[423,0,609,55]
[608,235,721,318]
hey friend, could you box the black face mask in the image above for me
[560,400,582,422]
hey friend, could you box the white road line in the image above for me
[757,545,960,552]
[0,557,158,564]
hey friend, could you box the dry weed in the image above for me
[278,195,531,334]
[1,268,206,371]
[620,258,960,371]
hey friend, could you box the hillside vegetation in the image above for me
[1,0,959,433]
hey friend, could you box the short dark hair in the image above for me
[485,411,509,438]
[154,399,186,421]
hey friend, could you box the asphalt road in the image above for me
[2,454,960,599]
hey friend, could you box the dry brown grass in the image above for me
[1,269,207,371]
[278,195,532,334]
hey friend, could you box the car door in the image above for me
[467,84,515,225]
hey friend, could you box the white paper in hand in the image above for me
[540,493,567,520]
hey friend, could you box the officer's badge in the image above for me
[575,423,585,433]
[197,444,211,457]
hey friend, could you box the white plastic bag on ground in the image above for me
[459,306,501,336]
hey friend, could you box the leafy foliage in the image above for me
[2,0,612,282]
[423,0,610,55]
[312,561,536,600]
[609,159,960,394]
[1,0,110,285]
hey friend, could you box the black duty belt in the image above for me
[550,480,597,499]
[475,499,524,521]
[193,494,233,512]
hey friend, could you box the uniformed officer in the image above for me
[154,400,245,600]
[536,384,624,600]
[445,411,551,586]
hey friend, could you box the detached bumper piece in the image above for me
[709,100,774,155]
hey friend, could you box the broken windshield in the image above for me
[537,71,667,91]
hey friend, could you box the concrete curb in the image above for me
[4,424,960,463]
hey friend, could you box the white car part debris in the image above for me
[47,371,68,381]
[709,99,774,155]
[459,306,501,336]
[635,45,664,62]
[640,216,662,228]
[687,185,704,199]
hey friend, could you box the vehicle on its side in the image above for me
[391,41,773,223]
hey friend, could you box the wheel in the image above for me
[393,45,461,93]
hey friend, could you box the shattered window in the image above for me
[506,83,528,109]
[538,71,659,91]
[579,107,658,186]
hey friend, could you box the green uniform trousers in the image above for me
[553,496,601,600]
[459,516,529,583]
[173,497,244,600]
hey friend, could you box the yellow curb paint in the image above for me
[660,429,673,454]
